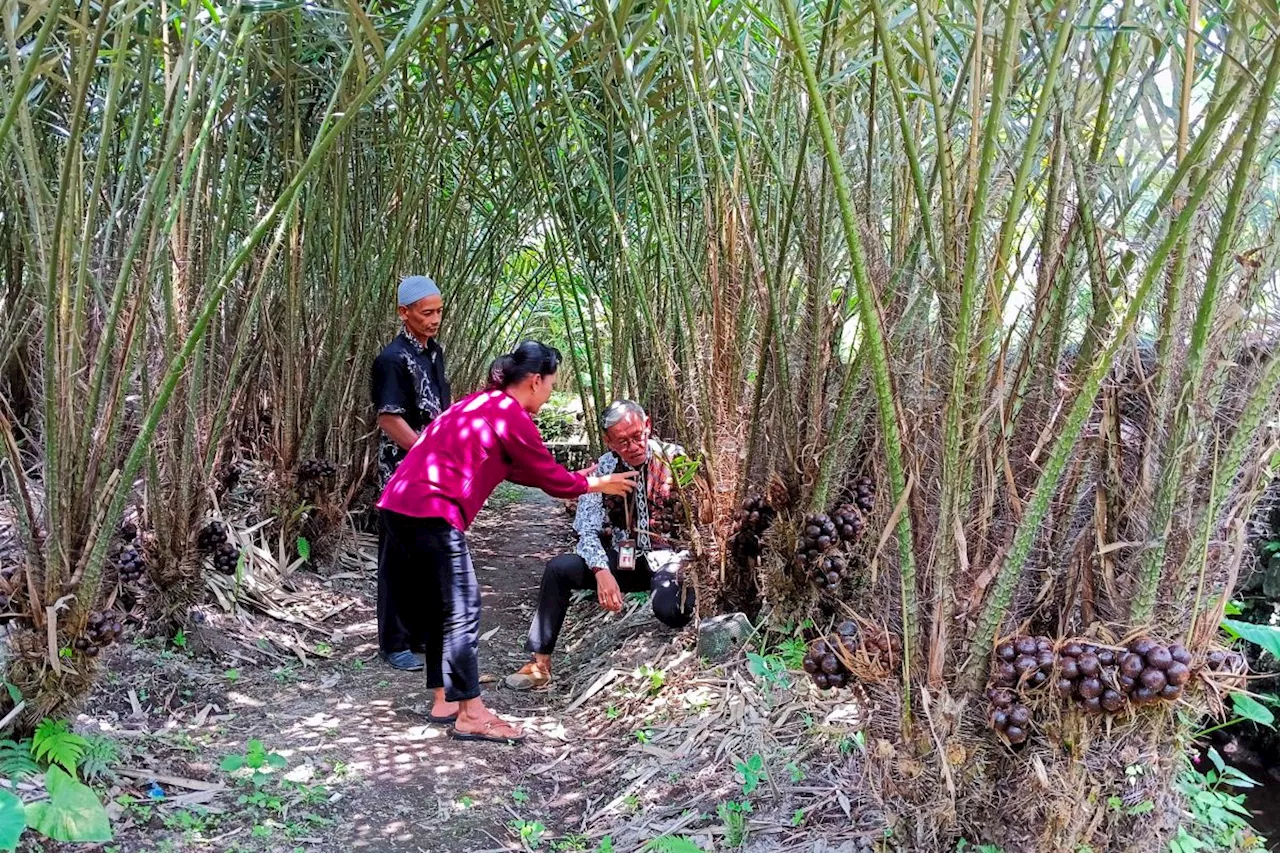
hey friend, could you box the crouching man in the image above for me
[505,400,696,690]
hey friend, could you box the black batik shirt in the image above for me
[371,329,451,489]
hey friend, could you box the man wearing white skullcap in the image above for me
[370,274,450,671]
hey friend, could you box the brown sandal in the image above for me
[504,662,552,691]
[450,718,525,744]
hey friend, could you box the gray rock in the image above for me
[697,612,753,663]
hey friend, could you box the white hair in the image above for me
[599,399,646,431]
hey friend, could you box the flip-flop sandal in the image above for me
[450,719,525,744]
[428,713,459,724]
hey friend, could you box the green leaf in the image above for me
[24,766,112,843]
[31,721,86,776]
[1172,826,1206,852]
[644,837,705,853]
[220,755,245,772]
[1222,619,1280,658]
[267,753,287,769]
[0,789,24,851]
[297,537,311,562]
[596,838,614,853]
[0,741,38,782]
[3,685,20,707]
[1232,693,1275,728]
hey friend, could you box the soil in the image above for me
[63,487,836,853]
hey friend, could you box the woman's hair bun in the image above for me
[487,341,562,391]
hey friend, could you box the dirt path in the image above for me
[79,486,696,853]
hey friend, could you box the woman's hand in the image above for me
[588,471,639,495]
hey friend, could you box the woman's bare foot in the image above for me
[431,698,460,718]
[453,700,525,742]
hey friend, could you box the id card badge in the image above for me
[618,539,637,570]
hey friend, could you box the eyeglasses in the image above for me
[612,433,647,450]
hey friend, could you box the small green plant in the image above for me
[273,666,300,685]
[717,800,752,848]
[512,786,530,805]
[623,793,640,812]
[734,754,766,796]
[1171,748,1267,852]
[635,729,652,745]
[32,719,88,776]
[314,641,332,656]
[595,837,615,853]
[786,761,805,783]
[458,795,474,809]
[791,808,805,826]
[511,819,546,849]
[553,834,590,851]
[172,630,188,650]
[351,659,365,672]
[605,705,620,720]
[224,669,241,683]
[162,806,219,836]
[745,652,791,692]
[221,740,287,786]
[644,836,705,853]
[670,454,703,489]
[955,842,1005,853]
[838,731,866,756]
[79,735,120,783]
[777,637,809,671]
[0,740,39,782]
[637,665,666,695]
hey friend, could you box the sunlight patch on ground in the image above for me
[226,690,265,707]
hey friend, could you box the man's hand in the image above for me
[595,569,623,613]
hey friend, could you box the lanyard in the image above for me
[622,461,646,535]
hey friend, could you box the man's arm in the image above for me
[573,490,624,611]
[573,491,610,571]
[376,413,418,452]
[371,351,416,450]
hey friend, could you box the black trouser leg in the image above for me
[377,513,423,658]
[425,522,482,703]
[526,553,668,654]
[380,511,458,692]
[526,555,594,655]
[650,566,695,629]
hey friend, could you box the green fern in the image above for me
[0,739,40,781]
[32,720,87,776]
[78,736,119,783]
[644,837,706,853]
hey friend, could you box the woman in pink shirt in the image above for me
[378,341,636,743]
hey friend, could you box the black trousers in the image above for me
[379,510,481,702]
[525,552,695,655]
[378,519,425,659]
